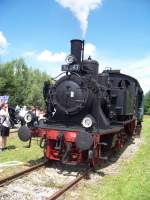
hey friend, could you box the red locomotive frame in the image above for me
[29,118,137,168]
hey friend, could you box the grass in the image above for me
[79,116,150,200]
[0,132,43,178]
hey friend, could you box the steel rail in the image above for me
[0,162,46,187]
[47,168,91,200]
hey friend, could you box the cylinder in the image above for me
[71,39,83,63]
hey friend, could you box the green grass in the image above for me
[0,132,43,177]
[79,116,150,200]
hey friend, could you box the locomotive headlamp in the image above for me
[65,54,76,64]
[82,115,95,128]
[24,112,32,123]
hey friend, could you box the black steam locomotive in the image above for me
[19,39,143,167]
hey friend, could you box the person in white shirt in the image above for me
[0,103,11,152]
[19,106,27,118]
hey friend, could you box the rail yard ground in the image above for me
[0,116,150,200]
[0,131,43,178]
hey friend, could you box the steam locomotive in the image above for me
[18,39,143,167]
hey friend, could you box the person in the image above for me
[19,105,27,118]
[0,103,11,152]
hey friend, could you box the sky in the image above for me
[0,0,150,93]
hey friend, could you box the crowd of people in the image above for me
[0,101,45,152]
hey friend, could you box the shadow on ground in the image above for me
[6,145,16,150]
[25,137,137,177]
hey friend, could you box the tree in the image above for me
[0,61,16,105]
[0,58,52,108]
[144,91,150,115]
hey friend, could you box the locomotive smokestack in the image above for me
[71,39,84,63]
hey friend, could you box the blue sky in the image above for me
[0,0,150,93]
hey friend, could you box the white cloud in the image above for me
[37,50,67,62]
[56,0,102,37]
[0,31,9,54]
[23,51,35,58]
[36,42,97,63]
[84,43,96,58]
[122,56,150,94]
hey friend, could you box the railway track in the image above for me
[47,168,91,200]
[0,160,92,200]
[0,162,46,187]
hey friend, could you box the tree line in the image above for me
[144,91,150,115]
[0,58,51,108]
